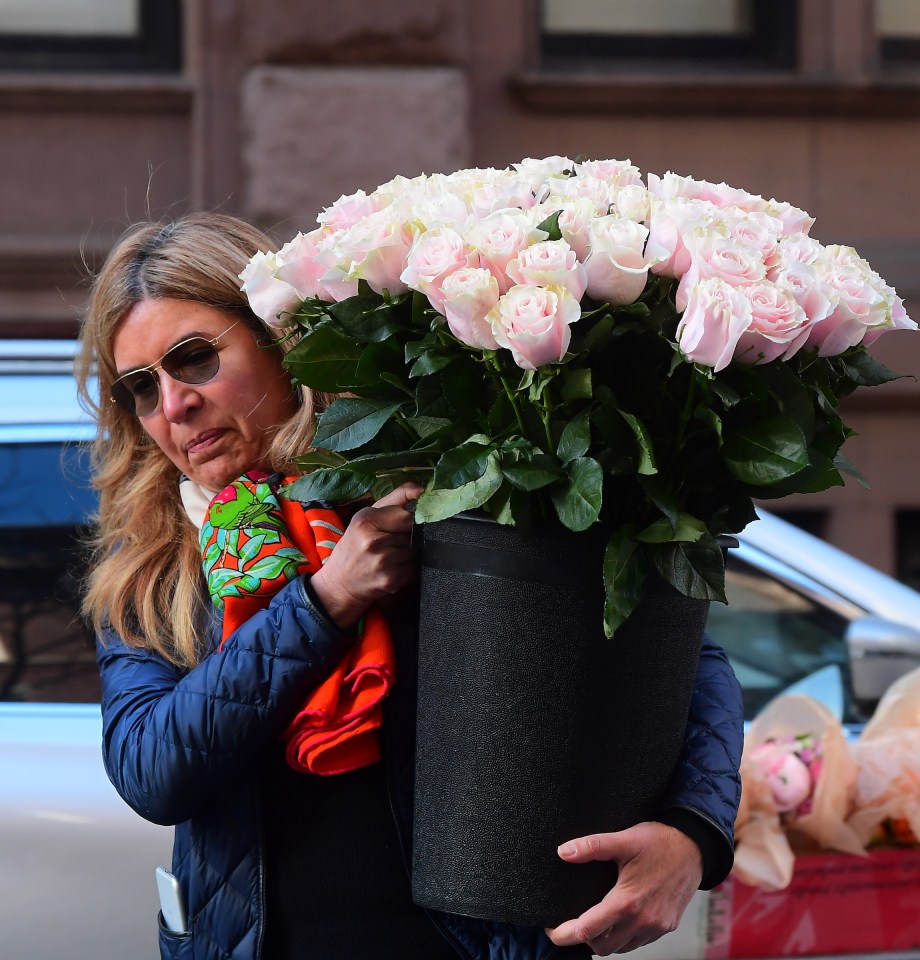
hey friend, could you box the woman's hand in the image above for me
[309,483,423,629]
[546,822,703,956]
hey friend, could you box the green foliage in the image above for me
[283,276,898,635]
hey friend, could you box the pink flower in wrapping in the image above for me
[751,741,815,813]
[734,282,812,364]
[400,226,475,314]
[439,267,501,350]
[675,234,766,312]
[506,239,587,302]
[487,283,581,370]
[677,277,753,372]
[583,216,649,307]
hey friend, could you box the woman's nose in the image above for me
[158,372,204,422]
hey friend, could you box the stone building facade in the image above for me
[1,0,918,580]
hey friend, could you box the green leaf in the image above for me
[312,398,404,452]
[410,350,454,378]
[432,437,494,489]
[557,410,591,464]
[287,467,376,503]
[328,291,404,342]
[840,348,905,387]
[835,451,870,489]
[648,536,727,603]
[636,513,706,544]
[293,449,346,471]
[618,410,658,476]
[245,554,297,582]
[283,326,363,392]
[414,453,503,522]
[723,416,809,485]
[551,456,603,532]
[711,379,741,408]
[535,209,563,241]
[501,454,563,491]
[602,527,649,638]
[560,368,593,403]
[406,415,453,440]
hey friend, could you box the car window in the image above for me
[0,441,100,703]
[707,552,859,723]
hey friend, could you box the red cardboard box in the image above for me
[705,849,920,958]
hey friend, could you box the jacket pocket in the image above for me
[157,912,192,960]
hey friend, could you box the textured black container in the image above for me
[411,514,710,927]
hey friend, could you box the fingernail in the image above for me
[558,842,577,858]
[404,500,417,515]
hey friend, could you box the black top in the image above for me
[260,750,459,960]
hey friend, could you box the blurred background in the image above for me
[1,0,919,583]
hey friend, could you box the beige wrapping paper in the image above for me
[734,694,865,891]
[847,666,920,846]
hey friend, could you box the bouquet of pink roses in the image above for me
[239,156,916,634]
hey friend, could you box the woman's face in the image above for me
[112,298,299,492]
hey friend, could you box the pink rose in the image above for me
[439,267,501,350]
[549,174,616,215]
[646,197,721,279]
[506,239,587,302]
[274,229,336,304]
[317,189,384,231]
[677,277,753,372]
[400,226,475,313]
[770,262,834,327]
[734,282,811,364]
[465,211,542,293]
[765,199,816,237]
[487,283,581,370]
[675,234,766,312]
[530,199,595,260]
[805,247,890,355]
[648,171,769,214]
[574,158,643,189]
[239,251,303,327]
[583,216,649,306]
[332,209,413,296]
[614,184,651,223]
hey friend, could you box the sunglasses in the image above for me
[110,320,242,417]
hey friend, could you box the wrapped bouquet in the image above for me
[240,156,916,634]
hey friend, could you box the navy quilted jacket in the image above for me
[97,575,743,960]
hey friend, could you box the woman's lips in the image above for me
[185,428,224,454]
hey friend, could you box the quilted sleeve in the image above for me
[97,576,351,826]
[658,634,744,889]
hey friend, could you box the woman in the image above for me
[76,212,744,960]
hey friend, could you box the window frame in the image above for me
[0,0,181,74]
[541,0,798,73]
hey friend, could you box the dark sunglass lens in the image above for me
[163,340,220,385]
[112,371,159,416]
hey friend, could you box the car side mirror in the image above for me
[846,616,920,705]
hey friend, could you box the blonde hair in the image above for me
[76,213,324,668]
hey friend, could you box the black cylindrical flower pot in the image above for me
[410,514,710,927]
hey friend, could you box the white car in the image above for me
[2,342,920,960]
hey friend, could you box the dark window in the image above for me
[0,0,181,73]
[877,0,920,69]
[707,552,859,722]
[541,0,797,72]
[896,509,920,591]
[0,442,99,703]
